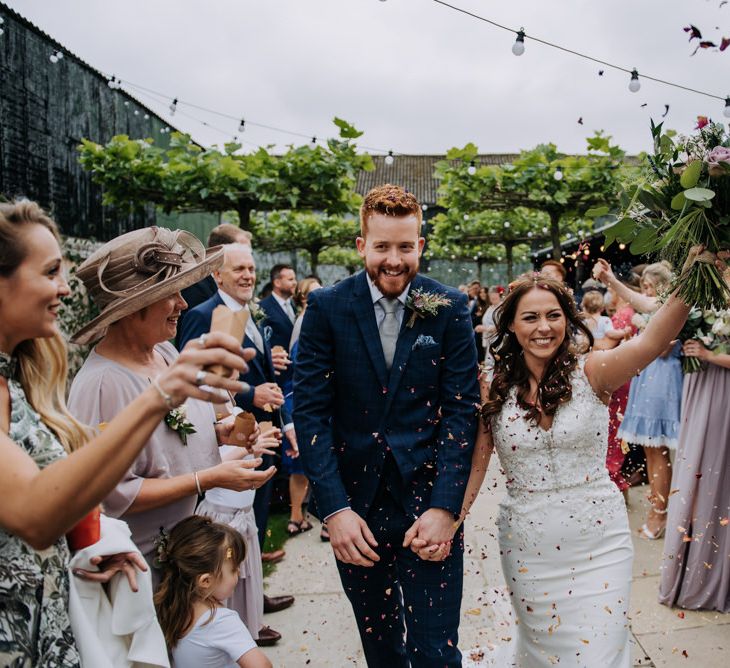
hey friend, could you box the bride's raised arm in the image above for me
[585,290,689,402]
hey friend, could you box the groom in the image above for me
[294,184,479,666]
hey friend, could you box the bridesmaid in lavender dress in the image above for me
[659,330,730,612]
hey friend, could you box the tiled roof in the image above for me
[356,154,518,206]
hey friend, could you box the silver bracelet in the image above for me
[150,375,175,410]
[193,471,203,497]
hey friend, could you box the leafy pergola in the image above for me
[78,118,373,230]
[435,133,629,259]
[251,211,358,274]
[429,208,551,281]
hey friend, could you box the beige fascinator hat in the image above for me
[71,227,223,345]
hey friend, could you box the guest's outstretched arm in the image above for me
[0,334,250,550]
[593,259,658,313]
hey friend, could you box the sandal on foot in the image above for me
[640,523,666,540]
[299,518,314,532]
[286,520,303,536]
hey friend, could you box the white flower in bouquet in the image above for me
[700,334,715,347]
[711,316,730,337]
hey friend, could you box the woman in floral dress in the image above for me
[0,201,251,665]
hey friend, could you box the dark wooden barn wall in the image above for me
[0,4,175,240]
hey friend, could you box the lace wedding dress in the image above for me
[466,359,633,667]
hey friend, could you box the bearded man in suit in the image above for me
[294,184,479,667]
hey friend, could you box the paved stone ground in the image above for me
[263,468,728,667]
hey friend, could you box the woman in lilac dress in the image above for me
[659,332,730,611]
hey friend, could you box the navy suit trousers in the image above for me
[335,480,464,668]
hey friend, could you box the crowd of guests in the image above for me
[0,197,728,667]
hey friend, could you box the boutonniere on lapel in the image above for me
[405,289,452,328]
[164,404,197,446]
[250,302,267,326]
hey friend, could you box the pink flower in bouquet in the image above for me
[695,116,710,130]
[706,146,730,177]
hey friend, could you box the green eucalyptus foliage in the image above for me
[606,121,730,308]
[78,118,373,230]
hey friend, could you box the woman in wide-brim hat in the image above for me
[68,226,276,582]
[0,202,250,667]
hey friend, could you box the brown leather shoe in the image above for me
[264,594,295,614]
[261,549,285,564]
[255,625,281,647]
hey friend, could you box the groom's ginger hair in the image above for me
[360,184,423,237]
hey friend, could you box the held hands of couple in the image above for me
[403,508,458,562]
[155,332,256,408]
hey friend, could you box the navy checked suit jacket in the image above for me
[177,292,290,425]
[293,271,479,521]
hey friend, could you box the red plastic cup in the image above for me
[67,506,101,551]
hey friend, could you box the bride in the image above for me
[456,269,698,667]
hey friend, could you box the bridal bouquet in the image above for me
[677,307,730,373]
[606,120,730,308]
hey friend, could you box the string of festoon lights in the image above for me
[424,0,730,118]
[4,2,730,166]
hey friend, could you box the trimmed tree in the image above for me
[435,133,629,259]
[252,211,358,275]
[429,208,550,282]
[78,118,373,231]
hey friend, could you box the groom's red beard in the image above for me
[367,261,419,298]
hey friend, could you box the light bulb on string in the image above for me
[1,17,6,36]
[311,137,317,149]
[49,50,63,63]
[724,96,730,119]
[628,69,640,93]
[107,76,117,89]
[512,29,526,56]
[384,150,394,166]
[169,98,178,115]
[239,119,246,132]
[553,168,563,181]
[467,160,476,176]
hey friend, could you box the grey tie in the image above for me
[245,318,264,353]
[379,298,400,370]
[284,300,296,324]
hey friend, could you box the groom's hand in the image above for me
[327,509,380,567]
[403,508,457,558]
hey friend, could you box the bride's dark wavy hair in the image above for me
[481,275,593,425]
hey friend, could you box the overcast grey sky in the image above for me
[6,0,729,155]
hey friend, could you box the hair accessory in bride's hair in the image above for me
[153,526,172,568]
[226,546,233,560]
